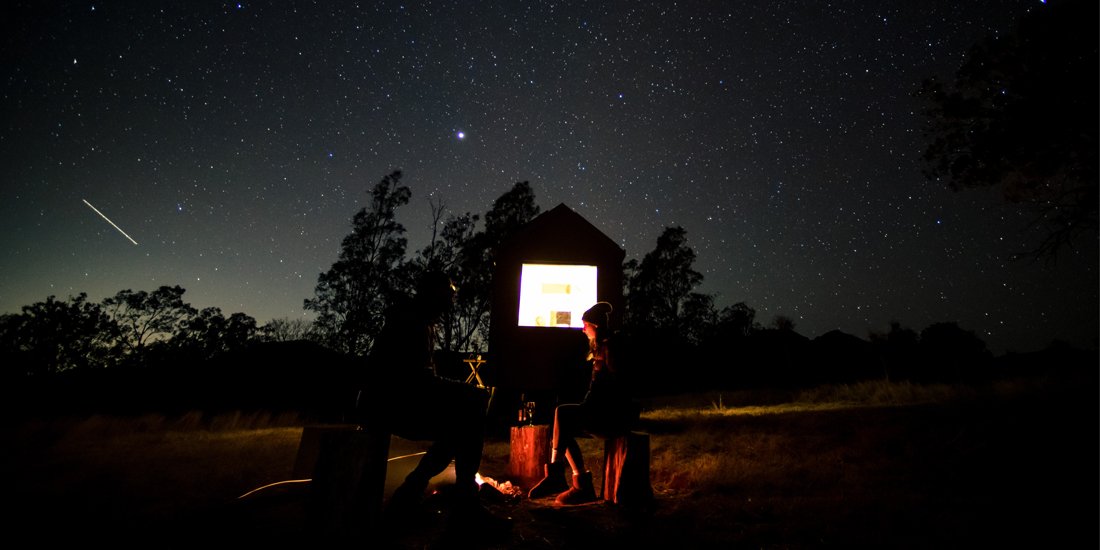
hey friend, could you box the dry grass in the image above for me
[9,377,1095,548]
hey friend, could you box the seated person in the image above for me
[528,302,640,504]
[359,270,510,537]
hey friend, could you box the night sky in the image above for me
[2,1,1096,355]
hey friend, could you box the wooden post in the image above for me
[509,424,551,484]
[602,431,654,506]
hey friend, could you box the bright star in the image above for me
[456,131,466,140]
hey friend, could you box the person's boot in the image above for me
[527,461,569,499]
[555,471,597,505]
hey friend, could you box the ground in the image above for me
[215,478,666,549]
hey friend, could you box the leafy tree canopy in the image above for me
[1,293,117,375]
[918,0,1098,259]
[102,285,196,356]
[431,181,540,353]
[624,225,706,335]
[305,170,411,356]
[175,307,258,361]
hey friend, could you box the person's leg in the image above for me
[396,381,488,496]
[387,382,509,537]
[385,383,464,511]
[528,404,578,498]
[449,383,489,489]
[405,440,455,485]
[553,403,586,474]
[436,383,511,539]
[554,402,598,505]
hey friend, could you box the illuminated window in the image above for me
[517,263,598,328]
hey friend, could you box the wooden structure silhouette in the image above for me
[483,203,625,397]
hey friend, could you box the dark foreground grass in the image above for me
[8,376,1097,549]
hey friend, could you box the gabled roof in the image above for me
[497,203,625,264]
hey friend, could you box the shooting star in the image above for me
[82,199,138,245]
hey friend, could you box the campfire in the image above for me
[476,473,524,500]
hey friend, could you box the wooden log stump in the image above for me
[304,424,391,538]
[292,424,361,479]
[602,431,654,506]
[509,424,551,484]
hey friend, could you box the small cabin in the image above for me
[483,203,625,395]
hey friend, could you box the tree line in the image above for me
[1,170,1036,395]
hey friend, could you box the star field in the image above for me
[1,1,1095,355]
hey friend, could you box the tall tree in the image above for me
[414,199,460,273]
[622,226,710,394]
[451,181,541,352]
[305,170,411,356]
[917,0,1098,259]
[415,208,484,352]
[101,285,196,359]
[482,181,541,240]
[624,226,705,334]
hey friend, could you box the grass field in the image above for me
[9,376,1096,548]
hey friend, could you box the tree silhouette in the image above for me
[101,285,196,359]
[770,315,796,332]
[917,0,1098,259]
[622,226,711,393]
[869,320,920,382]
[692,301,759,388]
[259,317,318,343]
[717,302,758,339]
[483,181,541,239]
[414,199,465,273]
[2,174,1062,391]
[452,181,541,351]
[175,307,258,361]
[405,182,540,356]
[305,170,411,356]
[0,293,117,376]
[413,201,483,352]
[680,291,717,346]
[918,321,991,382]
[624,226,705,335]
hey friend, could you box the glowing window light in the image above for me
[517,263,597,328]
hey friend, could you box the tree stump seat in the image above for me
[299,423,392,537]
[601,431,654,506]
[509,424,552,484]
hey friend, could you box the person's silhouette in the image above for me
[360,270,511,539]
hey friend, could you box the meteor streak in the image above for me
[82,199,138,245]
